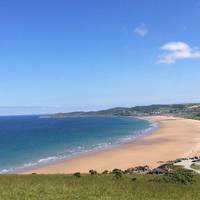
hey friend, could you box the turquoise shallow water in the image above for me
[0,115,157,173]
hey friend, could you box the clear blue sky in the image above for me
[1,0,200,114]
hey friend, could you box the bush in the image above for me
[112,168,123,179]
[73,172,81,178]
[131,177,137,181]
[89,169,98,176]
[102,170,109,174]
[112,168,123,174]
[124,169,129,174]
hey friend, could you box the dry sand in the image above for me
[24,116,200,174]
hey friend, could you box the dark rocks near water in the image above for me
[125,163,173,175]
[149,168,167,174]
[125,165,152,174]
[88,157,200,177]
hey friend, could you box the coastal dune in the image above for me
[24,116,200,174]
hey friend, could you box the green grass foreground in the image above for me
[0,174,200,200]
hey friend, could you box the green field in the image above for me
[0,173,200,200]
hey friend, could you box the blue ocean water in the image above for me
[0,115,157,173]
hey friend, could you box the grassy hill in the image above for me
[1,173,200,200]
[50,103,200,120]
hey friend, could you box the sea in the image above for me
[0,115,158,173]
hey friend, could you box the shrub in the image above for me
[124,169,129,174]
[102,170,109,174]
[112,168,123,179]
[73,172,81,178]
[131,177,137,181]
[112,168,123,174]
[89,169,98,176]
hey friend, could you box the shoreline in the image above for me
[0,116,157,174]
[23,115,200,174]
[17,117,158,174]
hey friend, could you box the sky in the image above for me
[0,0,200,115]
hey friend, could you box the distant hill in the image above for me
[47,103,200,120]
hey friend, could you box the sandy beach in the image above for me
[24,116,200,174]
